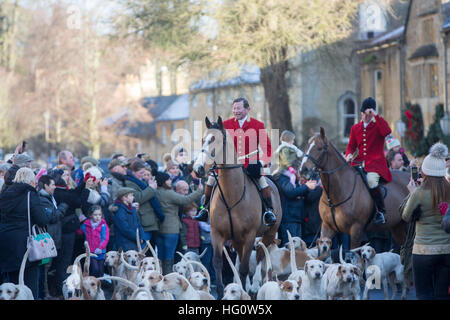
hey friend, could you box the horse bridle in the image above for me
[201,127,246,241]
[304,139,358,234]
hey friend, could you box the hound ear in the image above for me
[297,277,302,289]
[179,277,189,291]
[371,248,376,259]
[241,290,251,300]
[304,263,308,273]
[337,265,343,277]
[320,127,326,141]
[301,241,307,251]
[205,117,212,129]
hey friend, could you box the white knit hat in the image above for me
[385,136,401,150]
[85,166,103,181]
[421,143,448,177]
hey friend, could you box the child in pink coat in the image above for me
[80,205,109,277]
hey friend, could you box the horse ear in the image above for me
[217,116,224,130]
[320,127,326,141]
[205,117,212,129]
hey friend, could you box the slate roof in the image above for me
[124,94,189,138]
[190,65,260,91]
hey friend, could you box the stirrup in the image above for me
[373,210,386,225]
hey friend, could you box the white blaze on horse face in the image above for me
[300,141,315,171]
[193,133,213,172]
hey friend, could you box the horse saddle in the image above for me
[353,166,387,199]
[209,167,267,214]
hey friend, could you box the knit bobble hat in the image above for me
[360,97,376,113]
[155,171,170,187]
[421,143,448,177]
[386,136,401,150]
[84,166,103,182]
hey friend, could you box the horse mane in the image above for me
[312,132,352,169]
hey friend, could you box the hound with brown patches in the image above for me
[154,272,215,300]
[137,270,174,300]
[360,245,406,300]
[256,241,301,300]
[0,249,34,300]
[261,238,312,279]
[79,242,104,300]
[322,246,361,300]
[63,252,90,300]
[306,237,332,262]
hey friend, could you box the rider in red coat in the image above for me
[194,97,276,226]
[345,97,391,224]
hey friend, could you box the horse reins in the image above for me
[203,126,246,242]
[304,141,358,234]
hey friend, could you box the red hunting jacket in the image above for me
[222,117,272,168]
[345,115,392,183]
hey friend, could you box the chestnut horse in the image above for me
[300,128,409,249]
[193,116,282,299]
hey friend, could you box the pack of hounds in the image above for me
[0,230,408,300]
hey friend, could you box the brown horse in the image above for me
[300,128,409,249]
[193,116,282,299]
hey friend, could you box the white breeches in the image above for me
[366,172,380,189]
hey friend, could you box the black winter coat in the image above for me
[275,174,310,223]
[39,189,69,250]
[0,183,49,272]
[302,186,323,239]
[53,182,89,234]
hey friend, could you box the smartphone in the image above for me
[410,166,418,181]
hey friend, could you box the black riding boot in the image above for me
[262,187,276,226]
[369,186,386,224]
[193,184,212,222]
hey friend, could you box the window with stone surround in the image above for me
[338,92,357,142]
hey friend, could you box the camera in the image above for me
[410,166,418,181]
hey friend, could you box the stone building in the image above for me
[357,0,450,141]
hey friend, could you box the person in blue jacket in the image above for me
[111,187,144,251]
[275,160,318,246]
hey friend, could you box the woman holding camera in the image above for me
[402,143,450,300]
